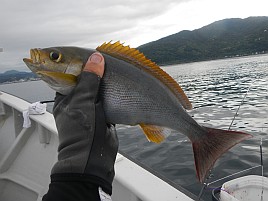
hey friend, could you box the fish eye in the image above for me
[49,51,62,62]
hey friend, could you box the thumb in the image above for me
[83,52,105,77]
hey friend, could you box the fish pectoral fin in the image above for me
[192,127,252,183]
[37,71,77,86]
[140,124,171,144]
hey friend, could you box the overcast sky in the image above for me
[0,0,267,73]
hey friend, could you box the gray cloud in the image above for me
[1,0,193,72]
[1,0,184,47]
[1,0,267,73]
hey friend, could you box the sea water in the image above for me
[1,54,268,200]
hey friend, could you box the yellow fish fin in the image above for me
[140,123,171,144]
[97,41,192,110]
[37,71,77,86]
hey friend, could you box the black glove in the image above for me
[50,72,118,195]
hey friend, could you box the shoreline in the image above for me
[161,52,268,67]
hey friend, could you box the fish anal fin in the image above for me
[140,124,171,144]
[97,41,192,110]
[192,127,252,183]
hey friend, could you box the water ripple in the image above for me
[118,54,268,200]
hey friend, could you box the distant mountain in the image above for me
[0,70,38,83]
[3,70,21,75]
[138,16,268,65]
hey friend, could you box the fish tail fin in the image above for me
[192,127,252,183]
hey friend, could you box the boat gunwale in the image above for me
[0,91,57,135]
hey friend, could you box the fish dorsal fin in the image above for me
[96,41,192,110]
[139,123,171,144]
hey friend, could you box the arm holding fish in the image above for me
[42,53,118,201]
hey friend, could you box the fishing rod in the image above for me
[228,82,254,130]
[40,100,55,104]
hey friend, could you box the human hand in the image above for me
[51,52,118,195]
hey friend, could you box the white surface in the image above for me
[221,175,268,201]
[114,153,194,201]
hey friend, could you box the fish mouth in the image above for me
[23,49,41,64]
[23,49,42,73]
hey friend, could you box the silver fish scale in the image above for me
[101,73,167,125]
[99,55,201,136]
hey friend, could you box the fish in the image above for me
[23,41,252,182]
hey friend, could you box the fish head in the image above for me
[23,47,91,95]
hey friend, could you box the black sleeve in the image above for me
[42,180,101,201]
